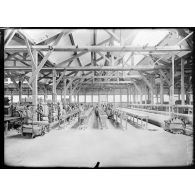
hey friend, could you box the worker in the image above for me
[25,105,33,124]
[94,105,102,129]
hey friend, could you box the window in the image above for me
[79,95,85,102]
[13,95,19,103]
[86,95,92,103]
[121,95,127,102]
[108,95,114,102]
[47,95,52,100]
[100,95,107,103]
[115,95,120,102]
[93,95,98,102]
[57,95,61,101]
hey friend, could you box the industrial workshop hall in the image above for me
[3,28,193,167]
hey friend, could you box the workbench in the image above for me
[4,116,22,133]
[116,108,149,129]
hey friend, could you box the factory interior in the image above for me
[4,28,194,167]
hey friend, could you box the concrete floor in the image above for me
[4,112,193,167]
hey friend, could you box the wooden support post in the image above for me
[113,89,115,107]
[145,86,147,104]
[181,58,185,105]
[84,90,86,103]
[52,69,57,103]
[131,52,134,66]
[171,56,175,106]
[127,87,129,104]
[120,88,122,107]
[63,78,67,105]
[140,86,143,104]
[11,90,13,104]
[69,82,72,103]
[77,92,79,103]
[160,74,164,104]
[159,69,171,87]
[44,88,47,103]
[61,89,63,101]
[32,50,38,120]
[156,85,159,104]
[18,79,22,103]
[132,82,142,104]
[92,91,93,106]
[91,52,94,66]
[139,72,154,104]
[133,87,136,104]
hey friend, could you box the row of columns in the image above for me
[14,52,188,119]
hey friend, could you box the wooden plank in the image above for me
[5,45,191,52]
[5,65,169,71]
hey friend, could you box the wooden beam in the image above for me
[94,29,97,65]
[160,74,164,104]
[29,49,53,84]
[158,69,171,86]
[63,78,67,105]
[24,37,36,68]
[5,45,191,52]
[4,29,16,46]
[96,51,111,64]
[56,61,73,87]
[52,69,57,103]
[5,65,169,72]
[181,58,185,105]
[171,56,175,105]
[56,37,112,68]
[17,29,54,67]
[176,31,193,46]
[24,78,32,90]
[69,33,83,67]
[32,50,38,120]
[104,30,122,43]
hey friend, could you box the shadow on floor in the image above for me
[5,134,31,140]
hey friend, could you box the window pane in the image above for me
[86,95,92,102]
[115,95,120,102]
[79,95,85,102]
[100,95,106,103]
[108,95,113,102]
[13,95,19,103]
[93,95,98,102]
[121,95,127,102]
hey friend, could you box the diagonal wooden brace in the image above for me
[159,69,171,87]
[29,49,53,85]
